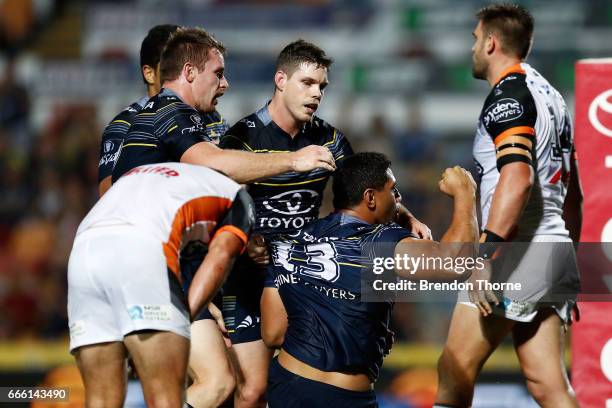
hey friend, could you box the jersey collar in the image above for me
[159,87,185,103]
[256,101,314,140]
[494,62,525,86]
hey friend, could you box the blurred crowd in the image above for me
[0,61,99,339]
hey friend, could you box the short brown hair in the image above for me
[476,3,534,60]
[275,39,333,77]
[160,27,226,84]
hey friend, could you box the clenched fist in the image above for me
[438,166,476,198]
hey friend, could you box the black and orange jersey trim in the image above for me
[480,66,537,171]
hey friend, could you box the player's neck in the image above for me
[339,208,375,225]
[163,81,194,106]
[268,97,302,138]
[487,56,522,87]
[146,84,158,98]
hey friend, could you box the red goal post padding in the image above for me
[572,59,612,407]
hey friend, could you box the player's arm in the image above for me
[98,111,133,197]
[394,166,479,281]
[261,287,287,348]
[484,162,533,239]
[481,84,537,240]
[181,142,335,184]
[562,150,583,243]
[188,189,255,319]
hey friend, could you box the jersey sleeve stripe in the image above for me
[122,143,158,148]
[112,119,131,125]
[494,126,535,146]
[163,196,233,279]
[496,134,534,150]
[213,225,249,253]
[167,124,178,133]
[496,147,532,161]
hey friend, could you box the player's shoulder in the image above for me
[371,222,416,241]
[106,97,145,125]
[310,116,342,137]
[487,68,534,107]
[481,67,536,130]
[231,111,262,134]
[139,89,192,115]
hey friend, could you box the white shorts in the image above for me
[67,225,190,352]
[460,235,580,323]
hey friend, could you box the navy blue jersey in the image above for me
[98,96,148,182]
[112,88,228,182]
[267,212,415,380]
[219,104,353,237]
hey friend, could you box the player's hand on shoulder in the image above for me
[292,145,336,172]
[438,166,476,198]
[247,234,269,266]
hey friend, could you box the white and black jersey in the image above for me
[473,63,573,238]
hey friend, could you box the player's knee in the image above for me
[526,377,573,406]
[236,379,267,406]
[438,347,479,384]
[145,394,182,408]
[191,369,235,403]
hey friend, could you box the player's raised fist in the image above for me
[292,145,336,172]
[438,166,476,197]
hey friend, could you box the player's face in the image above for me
[282,62,328,124]
[376,168,402,224]
[471,21,488,80]
[193,48,229,113]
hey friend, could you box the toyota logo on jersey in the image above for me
[588,89,612,138]
[263,190,319,215]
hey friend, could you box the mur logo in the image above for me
[263,190,319,215]
[588,89,612,138]
[128,305,144,320]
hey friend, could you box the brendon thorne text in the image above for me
[371,279,522,292]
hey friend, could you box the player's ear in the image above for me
[142,65,156,86]
[485,34,496,55]
[274,70,287,92]
[364,189,376,210]
[184,63,196,83]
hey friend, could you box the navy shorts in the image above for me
[221,253,265,344]
[267,358,378,408]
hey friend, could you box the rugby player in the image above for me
[67,162,255,407]
[218,40,432,408]
[261,153,478,407]
[97,24,180,196]
[435,5,582,407]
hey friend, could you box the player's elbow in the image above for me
[262,325,285,348]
